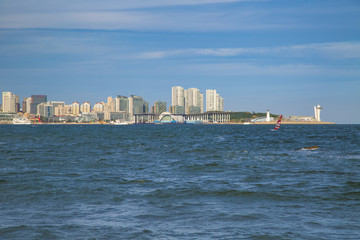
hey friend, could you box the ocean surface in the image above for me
[1,124,359,240]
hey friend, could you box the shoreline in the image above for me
[227,121,335,125]
[1,121,336,125]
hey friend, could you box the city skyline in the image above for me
[0,86,223,115]
[0,0,359,123]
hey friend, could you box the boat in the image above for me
[13,117,32,125]
[271,115,283,131]
[243,122,251,125]
[301,146,319,151]
[113,120,129,125]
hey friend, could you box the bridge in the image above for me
[133,111,230,124]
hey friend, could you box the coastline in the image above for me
[227,121,335,125]
[1,121,336,125]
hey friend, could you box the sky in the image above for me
[0,0,359,123]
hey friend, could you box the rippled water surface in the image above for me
[1,124,360,239]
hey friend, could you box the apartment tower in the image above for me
[206,89,224,112]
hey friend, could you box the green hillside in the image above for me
[229,112,280,123]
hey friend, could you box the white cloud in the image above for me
[287,42,360,59]
[179,62,360,77]
[0,0,290,31]
[139,42,360,59]
[185,63,321,75]
[0,10,281,31]
[0,0,258,13]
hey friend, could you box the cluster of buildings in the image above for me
[0,87,225,123]
[170,87,223,114]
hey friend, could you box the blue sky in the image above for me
[0,0,359,123]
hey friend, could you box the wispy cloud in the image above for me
[139,48,250,58]
[178,62,360,78]
[0,11,285,31]
[285,42,360,59]
[0,0,259,13]
[139,42,360,59]
[0,0,296,31]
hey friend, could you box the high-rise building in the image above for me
[80,102,91,114]
[172,86,185,107]
[185,88,204,114]
[22,97,32,113]
[200,93,204,113]
[49,101,65,117]
[37,102,54,118]
[171,86,185,114]
[2,92,17,113]
[15,95,20,113]
[129,95,149,115]
[115,96,129,112]
[54,105,65,116]
[152,101,167,114]
[206,89,216,112]
[104,105,111,121]
[171,86,204,114]
[206,89,223,112]
[169,105,185,115]
[107,96,116,112]
[64,105,72,115]
[188,105,201,114]
[71,102,80,115]
[93,102,105,112]
[216,94,224,112]
[30,95,47,115]
[50,101,65,108]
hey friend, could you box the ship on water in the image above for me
[12,117,32,125]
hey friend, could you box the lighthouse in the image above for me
[314,105,323,122]
[266,110,271,122]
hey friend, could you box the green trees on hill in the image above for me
[229,112,279,122]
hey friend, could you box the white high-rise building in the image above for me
[172,86,185,107]
[185,88,204,114]
[206,89,217,112]
[2,92,17,113]
[206,89,224,112]
[200,93,204,113]
[80,102,91,114]
[172,86,204,114]
[206,89,216,111]
[216,94,224,111]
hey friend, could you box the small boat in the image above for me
[113,120,129,125]
[301,146,319,151]
[13,117,32,125]
[271,115,283,131]
[243,122,251,125]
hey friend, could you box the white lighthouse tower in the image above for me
[266,110,271,122]
[314,105,323,122]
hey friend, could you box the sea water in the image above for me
[1,124,359,239]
